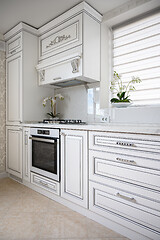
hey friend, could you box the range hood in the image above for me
[36,47,100,88]
[50,79,86,88]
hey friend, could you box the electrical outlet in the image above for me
[101,115,110,123]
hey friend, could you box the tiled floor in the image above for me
[0,178,129,240]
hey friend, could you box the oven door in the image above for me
[30,136,60,181]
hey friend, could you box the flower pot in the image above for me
[111,102,132,108]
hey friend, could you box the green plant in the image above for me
[110,71,141,103]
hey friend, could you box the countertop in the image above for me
[12,122,160,135]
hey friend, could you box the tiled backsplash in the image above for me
[0,50,6,173]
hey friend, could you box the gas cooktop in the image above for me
[42,119,86,125]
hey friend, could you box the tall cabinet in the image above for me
[5,23,53,179]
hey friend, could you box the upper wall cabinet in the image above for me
[6,32,22,58]
[36,2,102,87]
[39,14,82,61]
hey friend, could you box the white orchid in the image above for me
[54,94,64,100]
[42,94,64,118]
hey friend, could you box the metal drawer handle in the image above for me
[116,141,135,147]
[116,157,137,165]
[39,180,48,187]
[116,192,136,203]
[53,77,61,81]
[10,49,16,54]
[29,136,55,144]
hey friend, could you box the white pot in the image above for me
[111,102,132,108]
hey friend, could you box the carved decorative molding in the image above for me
[46,34,71,48]
[71,59,79,73]
[40,70,45,82]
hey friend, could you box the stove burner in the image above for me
[43,119,86,125]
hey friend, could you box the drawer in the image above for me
[39,14,82,60]
[31,172,60,195]
[89,181,160,237]
[89,131,160,158]
[89,150,160,191]
[6,32,22,58]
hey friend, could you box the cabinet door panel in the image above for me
[6,52,22,123]
[61,130,88,208]
[23,128,31,182]
[65,136,82,198]
[6,127,22,178]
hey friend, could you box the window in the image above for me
[112,12,160,105]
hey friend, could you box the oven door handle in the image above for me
[29,136,55,143]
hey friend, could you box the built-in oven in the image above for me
[29,128,60,182]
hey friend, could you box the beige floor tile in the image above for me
[0,178,130,240]
[39,211,88,239]
[47,198,73,213]
[0,212,45,240]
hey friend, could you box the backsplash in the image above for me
[0,50,6,173]
[55,83,102,122]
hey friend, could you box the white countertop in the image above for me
[15,122,160,135]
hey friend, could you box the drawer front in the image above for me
[31,172,60,195]
[39,14,82,60]
[89,181,160,235]
[6,32,22,58]
[89,131,160,158]
[89,150,160,191]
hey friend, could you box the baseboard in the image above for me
[0,172,8,179]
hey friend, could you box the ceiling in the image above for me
[0,0,129,34]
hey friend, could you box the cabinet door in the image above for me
[6,126,22,178]
[6,32,22,58]
[23,128,31,182]
[61,130,88,208]
[6,52,22,123]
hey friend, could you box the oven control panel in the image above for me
[30,128,60,138]
[37,130,50,135]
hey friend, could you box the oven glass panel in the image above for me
[32,139,57,174]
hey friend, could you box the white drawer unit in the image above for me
[31,172,60,195]
[6,32,22,58]
[89,130,160,240]
[89,150,160,191]
[89,181,160,240]
[89,131,160,158]
[39,14,82,60]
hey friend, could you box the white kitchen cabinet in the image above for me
[6,52,22,123]
[6,32,22,58]
[61,129,88,208]
[36,2,102,87]
[23,127,31,182]
[89,130,160,240]
[5,22,53,125]
[6,126,22,179]
[39,14,82,61]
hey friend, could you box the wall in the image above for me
[0,49,6,173]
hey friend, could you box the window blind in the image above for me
[113,12,160,105]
